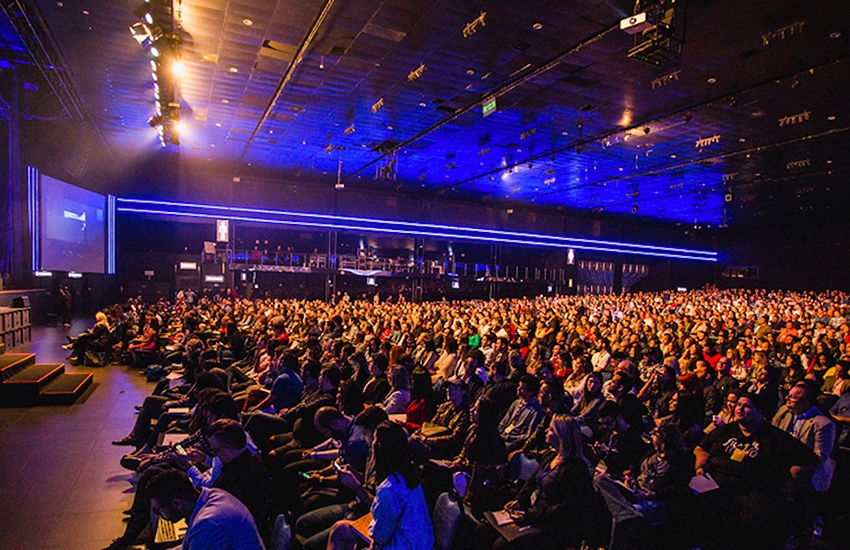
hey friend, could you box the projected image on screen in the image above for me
[40,175,105,273]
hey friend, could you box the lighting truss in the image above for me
[131,0,182,146]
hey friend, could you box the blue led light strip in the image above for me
[116,198,717,257]
[107,195,116,274]
[27,166,40,271]
[116,202,718,262]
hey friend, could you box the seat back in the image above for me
[432,491,462,550]
[268,513,291,550]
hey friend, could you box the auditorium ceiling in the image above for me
[2,0,849,227]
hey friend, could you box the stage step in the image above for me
[0,361,93,407]
[39,373,94,405]
[0,353,36,381]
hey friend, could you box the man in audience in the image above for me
[481,360,518,417]
[410,380,470,459]
[147,468,265,550]
[590,400,650,477]
[694,392,818,548]
[772,381,836,493]
[497,374,545,453]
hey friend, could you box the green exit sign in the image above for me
[482,97,497,117]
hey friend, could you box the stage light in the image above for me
[172,60,184,77]
[151,46,160,57]
[129,22,151,45]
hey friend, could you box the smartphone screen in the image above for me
[175,444,187,456]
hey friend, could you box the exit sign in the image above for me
[482,97,497,117]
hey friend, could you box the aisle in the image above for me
[0,318,153,549]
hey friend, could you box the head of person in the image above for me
[318,367,341,392]
[610,372,634,397]
[373,421,419,489]
[734,393,764,429]
[539,380,565,411]
[314,406,348,440]
[353,406,389,434]
[207,418,248,461]
[723,387,745,414]
[597,400,625,432]
[336,378,365,416]
[650,421,687,457]
[370,353,389,377]
[146,469,200,523]
[410,368,435,402]
[472,396,502,430]
[785,381,818,416]
[584,371,604,397]
[445,380,468,408]
[517,374,541,401]
[546,414,588,466]
[389,367,410,392]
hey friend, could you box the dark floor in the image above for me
[0,317,153,550]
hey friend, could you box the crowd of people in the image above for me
[90,287,850,549]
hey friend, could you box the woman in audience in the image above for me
[327,421,434,550]
[572,371,605,434]
[380,367,411,414]
[404,368,436,431]
[704,387,743,434]
[451,396,506,514]
[484,415,594,549]
[63,310,111,364]
[595,422,693,550]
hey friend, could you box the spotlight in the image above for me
[129,22,151,45]
[151,46,160,57]
[632,205,639,214]
[172,60,184,77]
[682,113,691,122]
[643,126,651,134]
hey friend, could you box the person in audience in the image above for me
[380,366,411,413]
[147,468,264,550]
[327,421,434,550]
[410,380,471,459]
[693,392,819,548]
[293,408,388,550]
[482,415,594,549]
[772,381,836,493]
[572,371,605,434]
[704,387,744,434]
[188,419,269,538]
[362,353,392,405]
[595,422,693,550]
[450,396,506,513]
[590,400,651,478]
[404,368,436,431]
[497,374,545,453]
[63,310,111,363]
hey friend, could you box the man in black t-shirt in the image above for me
[693,393,817,549]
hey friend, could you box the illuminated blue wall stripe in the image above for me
[27,166,40,271]
[116,198,716,257]
[116,201,718,262]
[107,195,116,274]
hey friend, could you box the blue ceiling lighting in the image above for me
[116,198,718,261]
[9,0,848,229]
